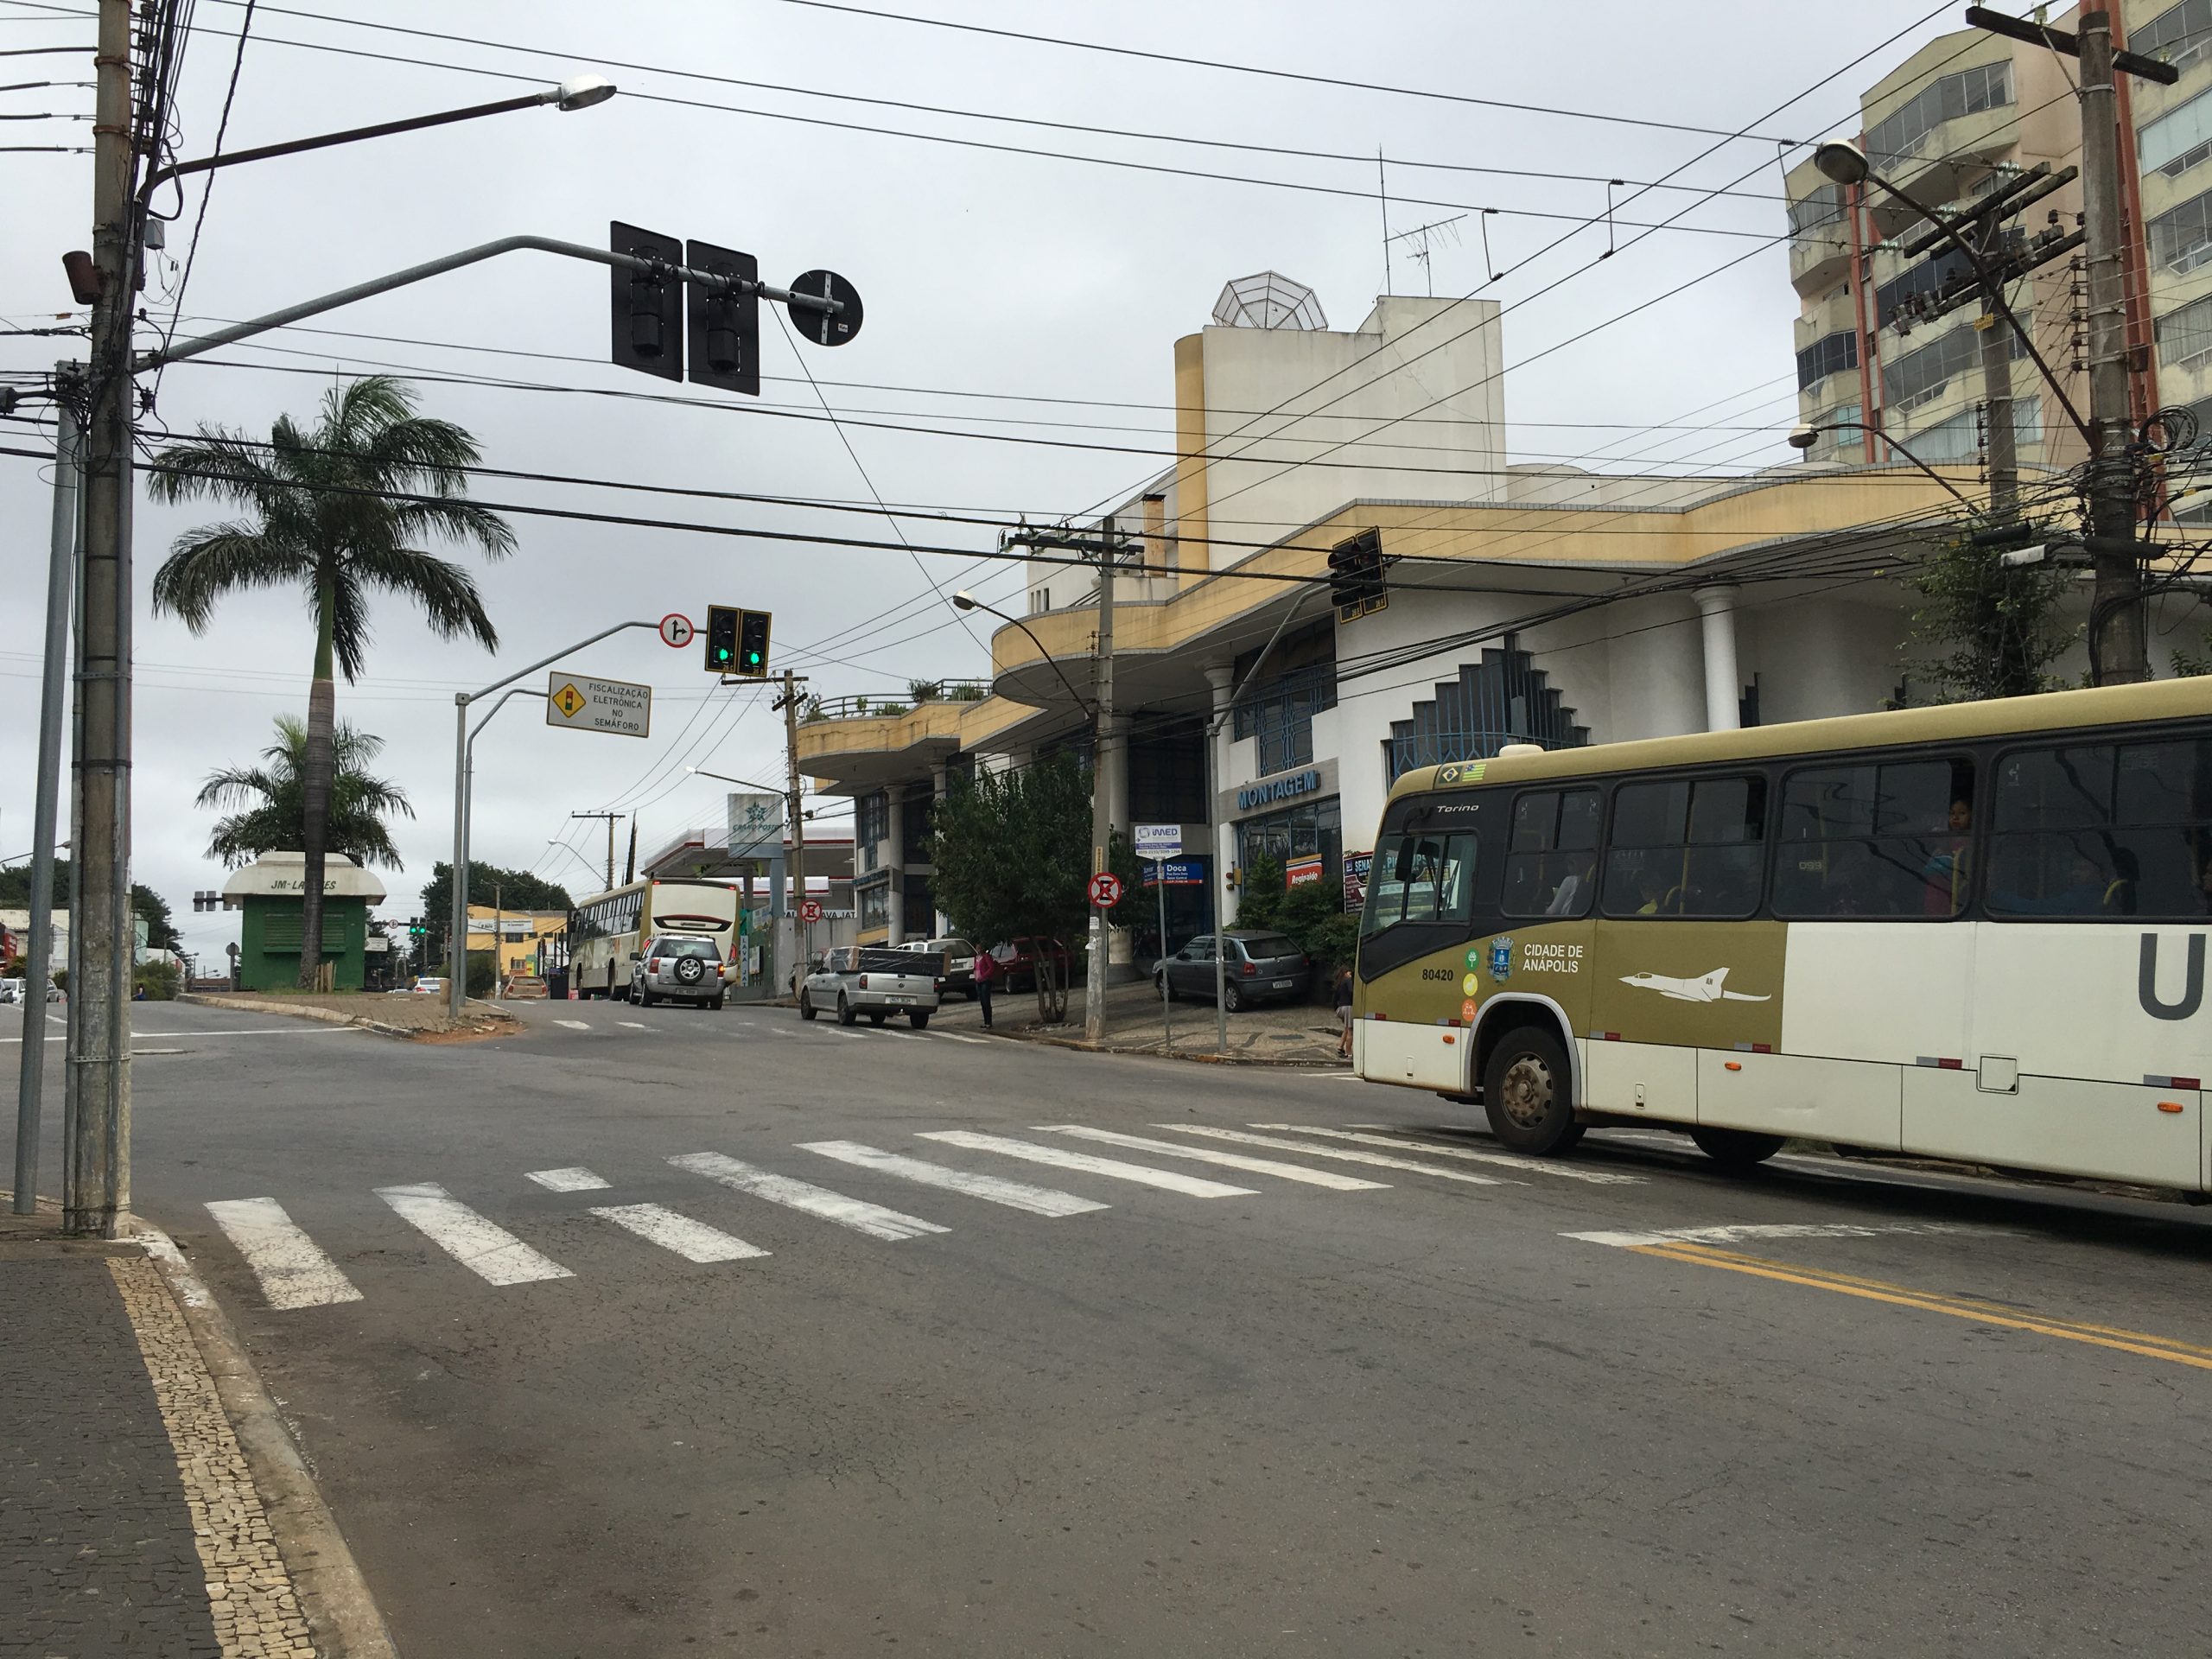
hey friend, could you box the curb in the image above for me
[178,990,511,1042]
[974,1024,1348,1069]
[130,1218,400,1659]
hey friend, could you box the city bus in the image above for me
[1353,677,2212,1197]
[568,877,746,1001]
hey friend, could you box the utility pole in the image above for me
[773,670,811,990]
[570,811,624,893]
[67,0,137,1236]
[1088,537,1115,1044]
[2079,10,2147,683]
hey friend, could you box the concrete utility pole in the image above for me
[1979,301,2018,519]
[571,811,624,893]
[774,670,810,988]
[2078,10,2148,683]
[1087,538,1115,1044]
[67,0,137,1236]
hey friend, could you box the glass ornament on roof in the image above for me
[1211,271,1327,330]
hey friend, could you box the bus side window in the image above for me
[1991,737,2212,918]
[1601,776,1764,918]
[1503,787,1599,919]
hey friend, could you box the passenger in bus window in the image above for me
[1544,858,1594,917]
[1921,794,1973,916]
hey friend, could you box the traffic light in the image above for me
[704,604,739,673]
[737,609,772,677]
[1328,528,1388,623]
[685,238,760,397]
[609,220,684,381]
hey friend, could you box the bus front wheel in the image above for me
[1482,1027,1582,1155]
[1689,1127,1783,1170]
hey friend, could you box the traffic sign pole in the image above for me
[1154,857,1172,1054]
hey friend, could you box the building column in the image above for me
[931,763,951,936]
[1694,585,1743,734]
[1206,664,1237,928]
[884,792,905,945]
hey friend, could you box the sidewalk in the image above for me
[0,1205,385,1658]
[930,975,1348,1065]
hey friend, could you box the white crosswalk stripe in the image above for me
[669,1152,950,1242]
[616,1020,652,1031]
[918,1130,1256,1198]
[799,1141,1108,1217]
[375,1181,575,1285]
[933,1031,990,1045]
[525,1166,609,1192]
[589,1203,768,1262]
[1037,1126,1389,1192]
[204,1198,363,1310]
[1154,1125,1510,1186]
[553,1019,590,1031]
[1274,1124,1643,1184]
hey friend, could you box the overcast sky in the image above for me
[0,0,1963,963]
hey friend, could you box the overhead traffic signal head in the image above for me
[609,220,684,381]
[685,239,760,397]
[737,609,772,677]
[705,604,740,673]
[1328,528,1388,623]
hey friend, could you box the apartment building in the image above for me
[1788,3,2206,480]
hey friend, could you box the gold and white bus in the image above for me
[568,877,745,1001]
[1354,678,2212,1196]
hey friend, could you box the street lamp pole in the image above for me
[1785,420,1980,512]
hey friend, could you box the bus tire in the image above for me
[836,994,857,1027]
[1482,1027,1579,1155]
[1690,1128,1784,1169]
[798,991,817,1020]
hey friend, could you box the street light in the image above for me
[1787,420,1978,512]
[949,590,1092,716]
[1810,139,2088,443]
[686,765,789,794]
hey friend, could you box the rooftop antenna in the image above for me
[1387,213,1465,297]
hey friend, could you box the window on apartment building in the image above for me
[1886,397,2042,466]
[2157,293,2212,373]
[1865,62,2013,167]
[2139,0,2212,73]
[1128,724,1208,823]
[856,791,887,873]
[1880,321,2021,413]
[2141,86,2212,181]
[1030,587,1051,614]
[1788,181,1843,244]
[1796,330,1858,391]
[2150,185,2212,275]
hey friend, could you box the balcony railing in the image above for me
[803,683,993,722]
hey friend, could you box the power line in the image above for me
[152,0,253,398]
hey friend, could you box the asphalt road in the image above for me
[8,994,2212,1657]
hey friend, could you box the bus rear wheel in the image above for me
[1482,1027,1581,1155]
[1689,1127,1784,1169]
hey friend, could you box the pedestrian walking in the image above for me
[1333,965,1355,1059]
[974,944,999,1029]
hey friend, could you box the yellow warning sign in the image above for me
[552,682,586,718]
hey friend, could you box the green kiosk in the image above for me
[221,852,386,992]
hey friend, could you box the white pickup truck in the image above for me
[798,946,944,1028]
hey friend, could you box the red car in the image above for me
[988,936,1076,993]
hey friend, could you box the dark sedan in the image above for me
[1154,930,1310,1012]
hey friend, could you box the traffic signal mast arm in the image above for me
[139,232,849,372]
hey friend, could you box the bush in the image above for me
[1235,854,1357,988]
[133,959,181,1001]
[466,950,498,1000]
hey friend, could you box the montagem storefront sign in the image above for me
[1236,767,1322,813]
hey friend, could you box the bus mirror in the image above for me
[1393,841,1415,883]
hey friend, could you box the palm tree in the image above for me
[198,716,414,870]
[149,377,513,987]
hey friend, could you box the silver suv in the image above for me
[631,935,726,1010]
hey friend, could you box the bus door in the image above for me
[1357,821,1484,1092]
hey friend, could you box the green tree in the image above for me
[924,755,1135,1022]
[1907,528,2075,702]
[196,715,413,868]
[1231,852,1355,990]
[148,376,514,987]
[417,861,575,963]
[0,859,179,952]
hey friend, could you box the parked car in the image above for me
[410,976,448,998]
[799,945,942,1027]
[989,936,1076,994]
[631,935,727,1010]
[1154,930,1310,1013]
[898,936,980,997]
[0,978,22,1005]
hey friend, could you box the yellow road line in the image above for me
[1630,1243,2212,1373]
[1675,1243,2212,1359]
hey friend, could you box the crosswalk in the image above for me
[196,1122,1649,1312]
